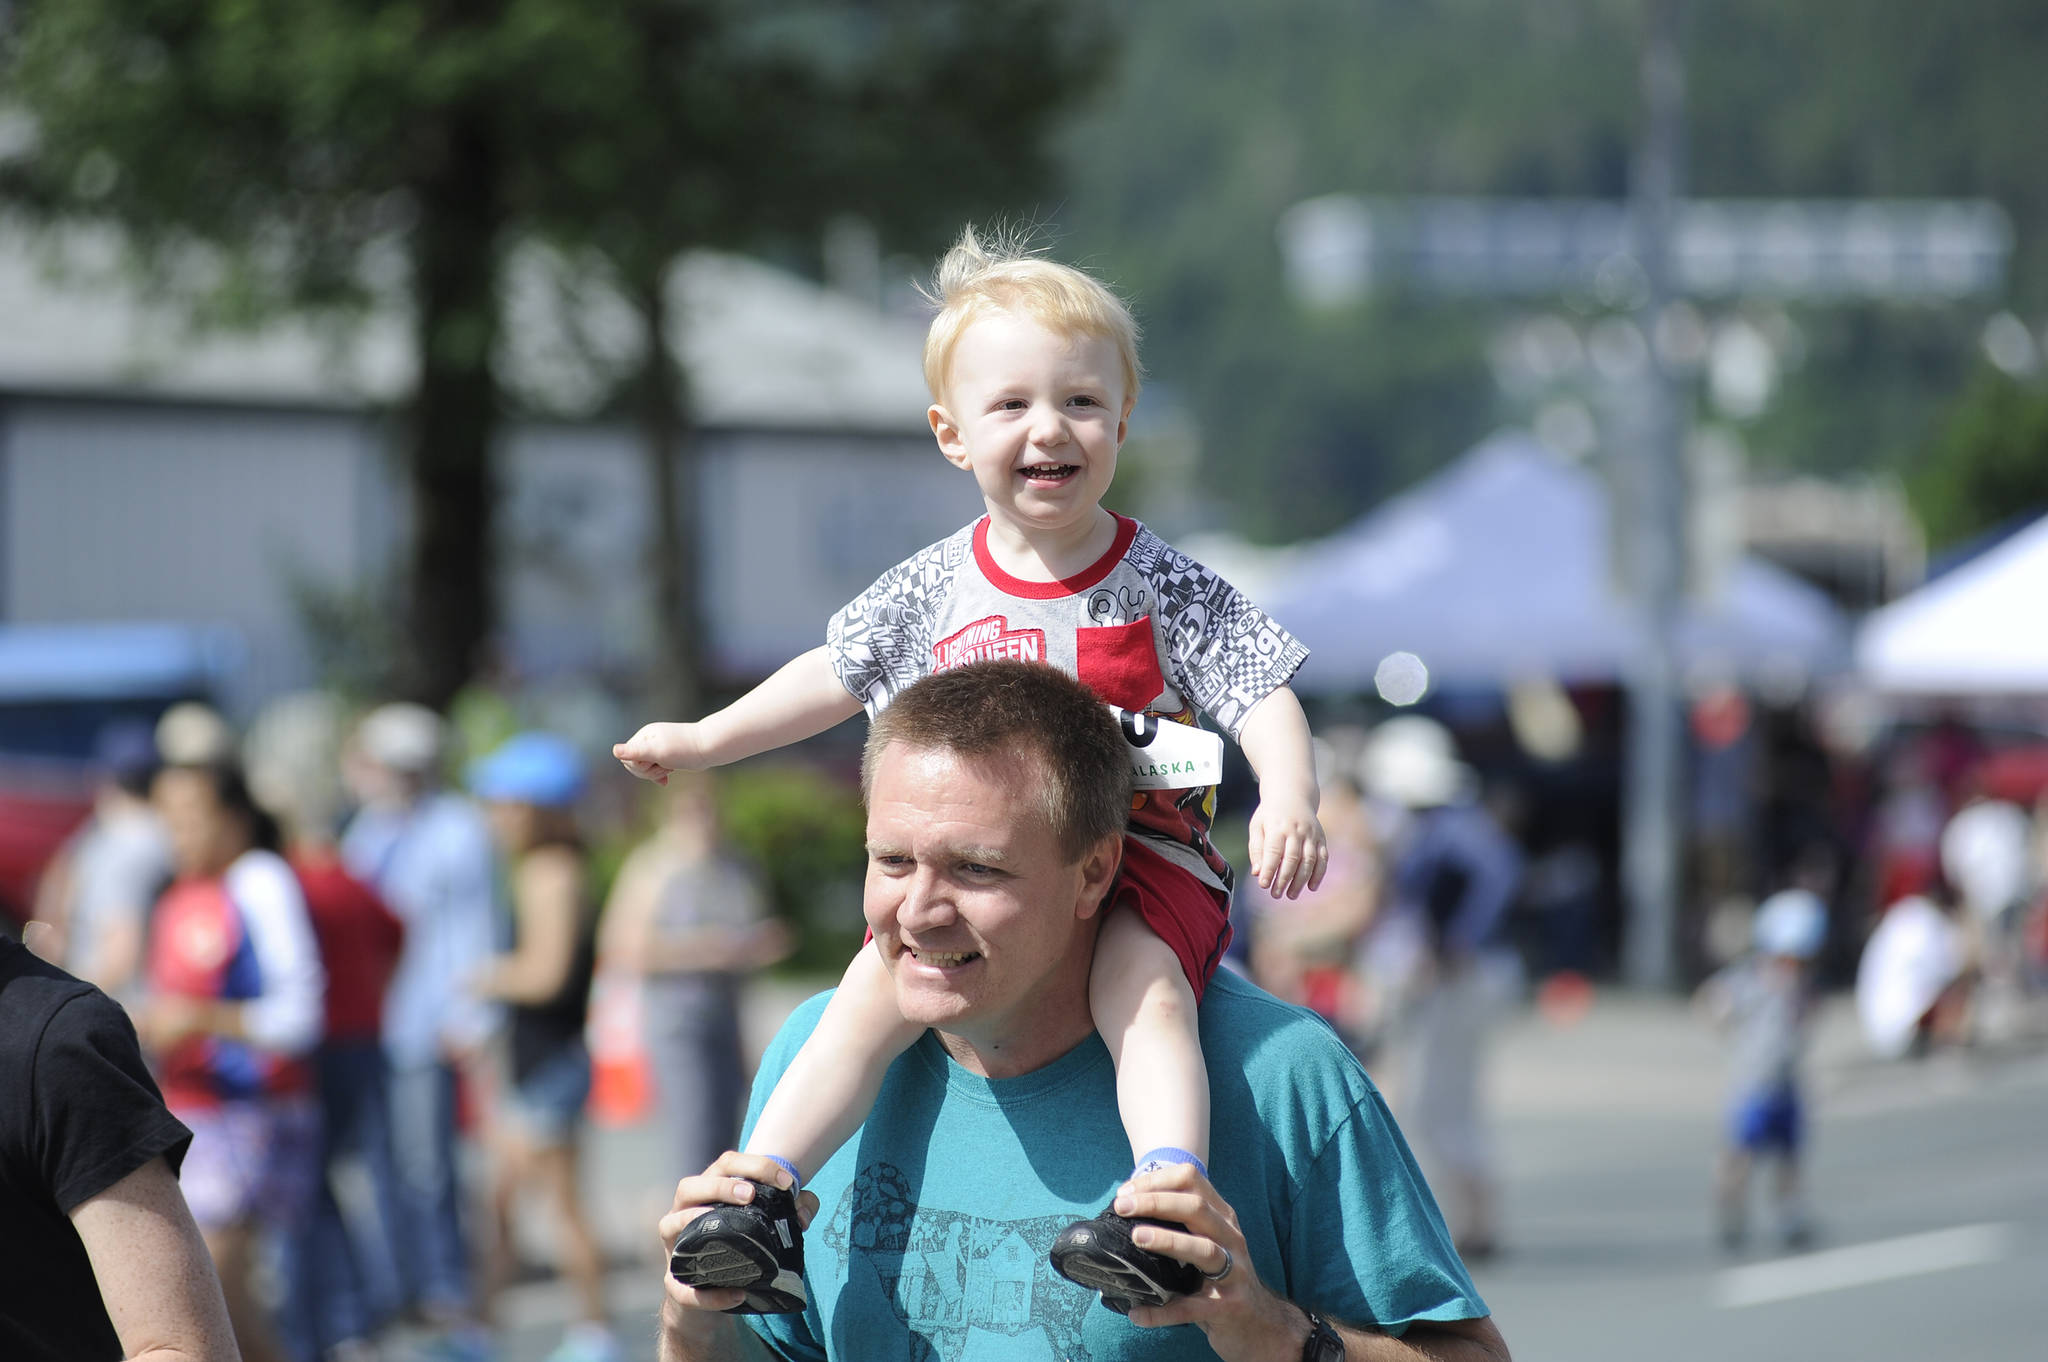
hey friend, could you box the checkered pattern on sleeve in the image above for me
[825,525,977,715]
[1129,525,1310,739]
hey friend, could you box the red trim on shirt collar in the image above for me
[971,514,1139,600]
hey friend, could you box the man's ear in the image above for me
[930,404,971,470]
[1074,834,1124,921]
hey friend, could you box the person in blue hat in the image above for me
[466,732,618,1362]
[1696,885,1828,1253]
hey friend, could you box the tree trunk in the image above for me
[401,110,503,711]
[639,264,704,719]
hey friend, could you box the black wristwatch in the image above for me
[1299,1307,1344,1362]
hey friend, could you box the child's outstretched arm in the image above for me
[614,645,863,783]
[1236,684,1326,899]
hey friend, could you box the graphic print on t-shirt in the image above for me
[933,616,1048,671]
[828,517,1304,740]
[818,1161,1097,1362]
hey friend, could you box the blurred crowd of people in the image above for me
[23,695,785,1362]
[1857,721,2048,1059]
[1232,704,2048,1265]
[1235,714,1525,1261]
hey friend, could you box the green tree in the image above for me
[1049,0,1639,540]
[1911,368,2048,551]
[5,0,1107,709]
[525,1,1109,715]
[8,0,621,706]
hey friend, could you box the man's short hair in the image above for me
[862,662,1132,863]
[922,224,1143,410]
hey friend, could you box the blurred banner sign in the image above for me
[1279,196,2012,306]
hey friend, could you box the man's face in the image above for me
[863,740,1119,1068]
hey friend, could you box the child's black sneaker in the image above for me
[1049,1204,1202,1314]
[667,1179,807,1315]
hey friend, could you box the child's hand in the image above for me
[613,721,705,785]
[1247,796,1327,900]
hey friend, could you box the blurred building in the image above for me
[1738,475,1924,615]
[0,222,979,711]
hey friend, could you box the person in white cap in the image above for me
[1696,888,1827,1253]
[1359,715,1523,1261]
[156,701,239,768]
[339,702,499,1357]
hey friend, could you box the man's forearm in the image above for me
[1339,1313,1510,1362]
[659,1300,780,1362]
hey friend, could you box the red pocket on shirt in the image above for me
[1076,617,1166,712]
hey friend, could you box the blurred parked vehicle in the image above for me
[0,623,236,928]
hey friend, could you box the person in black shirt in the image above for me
[1,933,239,1362]
[468,733,614,1362]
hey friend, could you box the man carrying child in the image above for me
[656,663,1508,1362]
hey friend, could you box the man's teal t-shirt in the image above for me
[742,968,1486,1362]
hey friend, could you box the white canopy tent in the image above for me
[1856,511,2048,694]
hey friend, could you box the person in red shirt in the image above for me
[138,761,326,1362]
[248,694,408,1362]
[288,850,406,1362]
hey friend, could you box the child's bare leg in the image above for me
[1715,1147,1751,1250]
[1088,909,1208,1170]
[1772,1152,1811,1247]
[1048,911,1210,1310]
[742,945,925,1185]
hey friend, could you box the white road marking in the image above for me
[1716,1223,2018,1309]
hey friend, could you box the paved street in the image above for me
[1474,997,2048,1362]
[484,984,2048,1362]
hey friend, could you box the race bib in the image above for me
[1108,704,1226,790]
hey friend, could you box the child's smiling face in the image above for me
[928,308,1131,542]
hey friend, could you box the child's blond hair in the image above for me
[922,225,1143,409]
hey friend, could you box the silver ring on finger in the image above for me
[1201,1245,1234,1281]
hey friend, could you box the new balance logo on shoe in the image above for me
[668,1179,808,1315]
[1049,1203,1202,1314]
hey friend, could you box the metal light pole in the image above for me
[1619,0,1689,991]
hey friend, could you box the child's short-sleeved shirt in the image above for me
[1708,957,1811,1102]
[826,514,1308,894]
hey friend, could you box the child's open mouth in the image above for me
[1020,463,1079,485]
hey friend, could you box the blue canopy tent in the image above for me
[1265,432,1848,696]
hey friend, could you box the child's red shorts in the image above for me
[1113,834,1233,1001]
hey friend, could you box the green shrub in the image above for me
[719,761,869,975]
